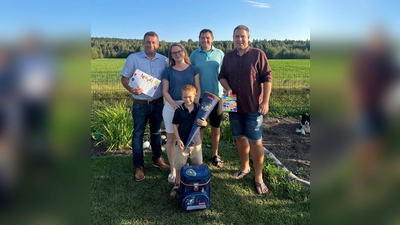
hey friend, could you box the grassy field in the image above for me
[91,142,310,225]
[91,58,310,117]
[91,59,311,224]
[91,58,309,90]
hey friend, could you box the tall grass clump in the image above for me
[92,100,132,152]
[264,157,310,202]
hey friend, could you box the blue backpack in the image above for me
[180,164,211,211]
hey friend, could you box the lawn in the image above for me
[91,58,310,90]
[91,142,310,225]
[91,59,310,117]
[91,58,310,224]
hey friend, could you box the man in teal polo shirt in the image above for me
[190,29,225,168]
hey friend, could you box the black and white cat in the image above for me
[296,113,310,135]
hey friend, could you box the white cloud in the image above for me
[244,0,270,8]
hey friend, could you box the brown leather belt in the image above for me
[133,97,163,105]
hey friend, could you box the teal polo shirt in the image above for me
[190,46,224,98]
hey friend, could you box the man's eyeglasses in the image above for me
[171,50,183,56]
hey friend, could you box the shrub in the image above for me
[91,100,132,152]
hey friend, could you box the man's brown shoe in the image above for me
[152,158,170,171]
[135,168,145,181]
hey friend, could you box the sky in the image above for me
[1,0,399,43]
[311,0,400,42]
[90,0,310,41]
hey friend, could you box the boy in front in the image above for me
[170,85,207,197]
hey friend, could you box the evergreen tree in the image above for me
[90,37,310,59]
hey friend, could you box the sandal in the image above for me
[233,169,250,179]
[212,155,224,168]
[255,182,268,195]
[167,174,176,184]
[170,184,180,198]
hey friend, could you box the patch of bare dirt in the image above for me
[90,139,131,157]
[262,117,310,181]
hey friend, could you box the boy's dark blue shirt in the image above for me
[172,103,201,147]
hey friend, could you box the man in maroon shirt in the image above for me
[218,25,272,195]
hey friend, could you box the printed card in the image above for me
[222,95,237,112]
[128,69,161,97]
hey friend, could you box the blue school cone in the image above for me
[183,91,220,151]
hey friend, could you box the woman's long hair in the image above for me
[168,42,190,67]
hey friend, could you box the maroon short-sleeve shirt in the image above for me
[218,47,272,113]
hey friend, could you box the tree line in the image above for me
[91,37,310,60]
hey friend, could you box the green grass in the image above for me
[269,59,310,88]
[91,59,310,224]
[269,87,310,117]
[91,142,310,225]
[91,58,310,118]
[91,100,133,151]
[91,58,309,89]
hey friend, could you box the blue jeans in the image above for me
[228,112,263,142]
[131,98,164,168]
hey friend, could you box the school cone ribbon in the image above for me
[183,91,220,151]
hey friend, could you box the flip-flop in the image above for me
[255,182,268,195]
[170,184,180,198]
[167,174,176,184]
[233,169,250,179]
[212,155,224,168]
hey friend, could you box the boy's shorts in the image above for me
[174,144,203,170]
[228,112,263,142]
[200,98,223,128]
